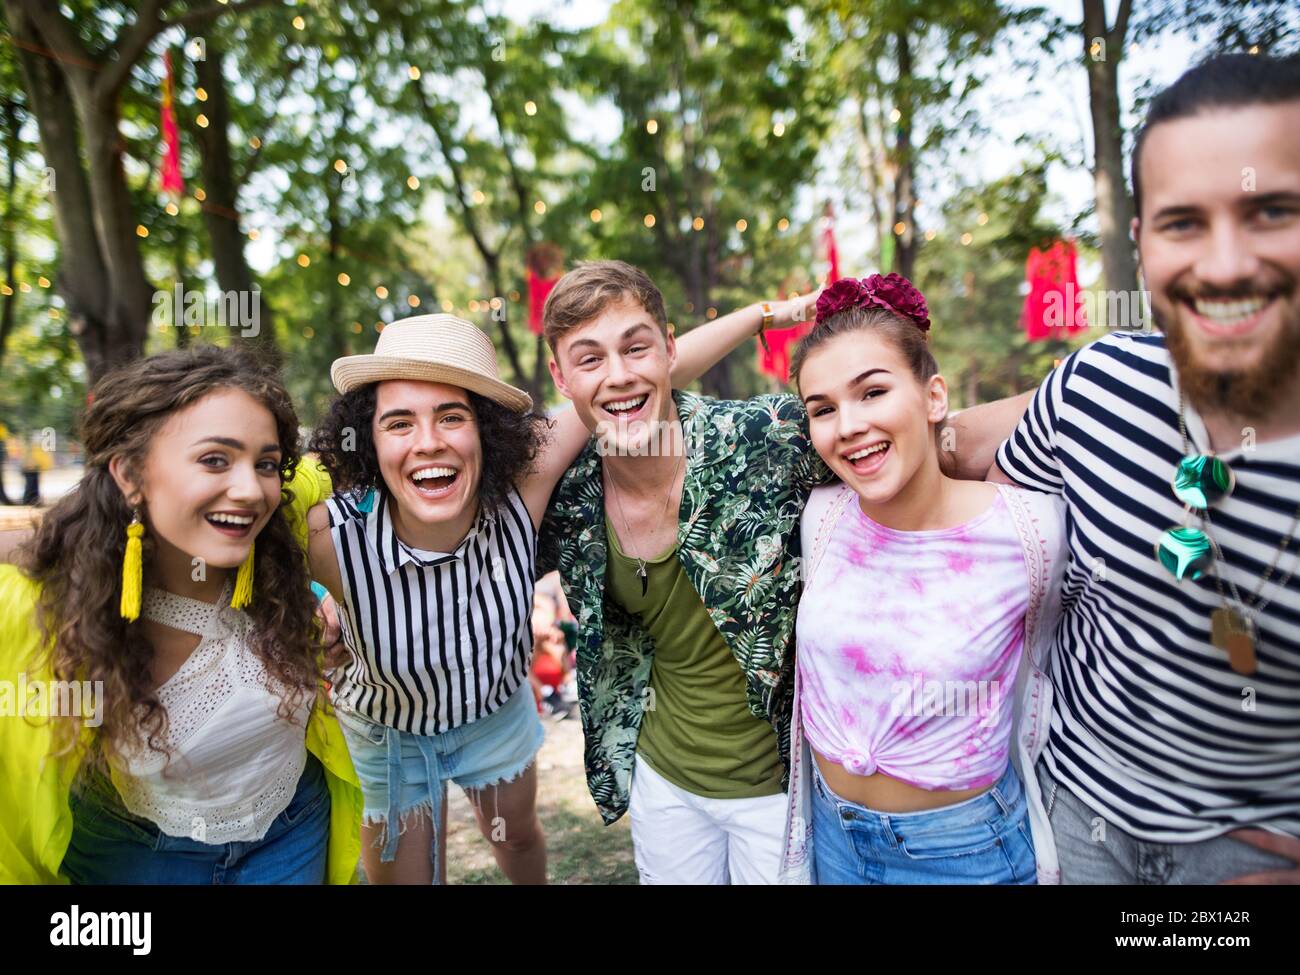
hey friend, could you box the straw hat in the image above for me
[330,314,532,413]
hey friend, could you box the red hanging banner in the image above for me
[1022,239,1088,341]
[160,50,184,197]
[821,202,840,284]
[756,320,813,385]
[526,242,563,336]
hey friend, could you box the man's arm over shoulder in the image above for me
[988,348,1082,493]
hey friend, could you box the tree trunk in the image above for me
[193,43,276,355]
[892,26,917,281]
[0,100,18,370]
[6,1,114,376]
[1082,0,1138,300]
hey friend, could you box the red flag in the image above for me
[756,321,813,384]
[1022,239,1088,341]
[821,202,840,283]
[160,51,184,196]
[527,269,558,336]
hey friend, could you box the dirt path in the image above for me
[445,713,638,885]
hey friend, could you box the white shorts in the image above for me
[628,753,786,885]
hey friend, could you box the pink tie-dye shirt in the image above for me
[796,489,1029,791]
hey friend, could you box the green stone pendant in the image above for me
[1155,526,1214,581]
[1172,454,1235,509]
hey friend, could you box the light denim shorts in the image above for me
[333,683,544,880]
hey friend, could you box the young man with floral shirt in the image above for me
[538,260,1026,883]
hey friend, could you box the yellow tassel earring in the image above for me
[231,541,255,610]
[119,510,145,622]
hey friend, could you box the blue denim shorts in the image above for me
[333,683,544,879]
[61,752,330,885]
[811,760,1037,885]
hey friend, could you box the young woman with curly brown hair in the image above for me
[304,306,795,885]
[0,346,362,884]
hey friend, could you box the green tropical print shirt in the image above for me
[538,390,830,824]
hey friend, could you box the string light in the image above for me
[777,218,790,232]
[351,322,364,334]
[292,15,305,30]
[337,272,351,285]
[0,285,11,296]
[196,114,209,128]
[249,137,261,150]
[772,122,785,137]
[889,108,901,123]
[375,285,388,299]
[407,295,420,308]
[407,175,420,190]
[38,276,50,288]
[646,119,658,134]
[441,299,454,312]
[195,87,208,102]
[469,299,480,312]
[136,225,149,238]
[194,188,206,201]
[644,214,655,227]
[960,232,973,246]
[692,216,704,231]
[736,219,747,232]
[590,208,602,222]
[706,307,717,319]
[247,228,260,240]
[924,229,936,241]
[524,100,537,116]
[297,254,311,267]
[534,200,546,214]
[408,66,421,80]
[893,221,906,235]
[489,297,503,310]
[471,189,486,204]
[19,282,30,293]
[977,212,989,226]
[333,159,347,174]
[165,202,179,216]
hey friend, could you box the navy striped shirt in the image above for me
[325,485,535,735]
[997,332,1300,841]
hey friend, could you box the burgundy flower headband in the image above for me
[814,273,931,333]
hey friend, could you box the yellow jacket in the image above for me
[0,458,362,884]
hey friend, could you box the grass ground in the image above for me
[444,713,638,885]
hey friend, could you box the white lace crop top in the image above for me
[111,584,315,844]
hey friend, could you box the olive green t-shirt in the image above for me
[605,515,784,799]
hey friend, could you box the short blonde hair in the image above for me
[542,260,667,352]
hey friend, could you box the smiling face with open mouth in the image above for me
[372,379,483,550]
[1137,103,1300,417]
[800,330,948,509]
[549,296,676,456]
[115,388,283,583]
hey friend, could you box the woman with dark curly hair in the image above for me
[304,311,747,885]
[0,345,362,884]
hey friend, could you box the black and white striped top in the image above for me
[998,332,1300,841]
[325,485,536,735]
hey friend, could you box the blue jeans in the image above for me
[811,760,1037,885]
[61,753,330,885]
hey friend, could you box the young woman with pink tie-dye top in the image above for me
[777,275,1067,885]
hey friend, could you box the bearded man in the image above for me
[993,52,1300,884]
